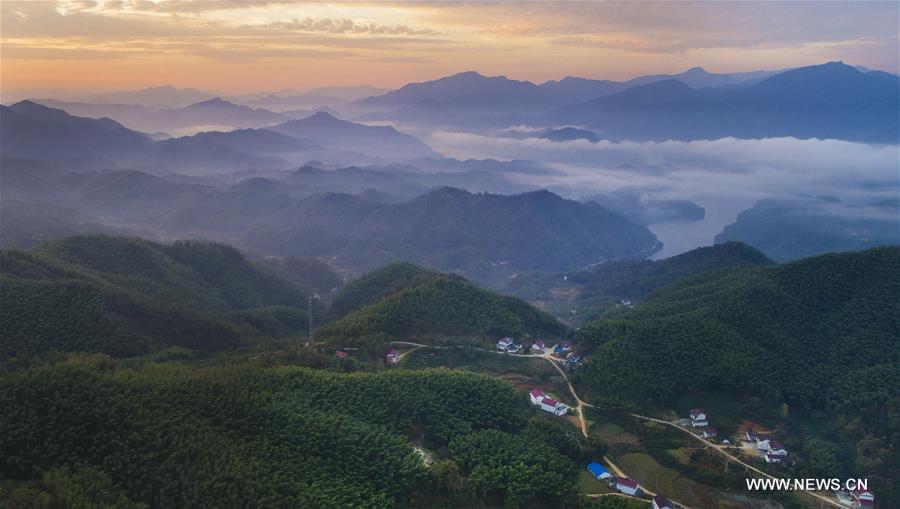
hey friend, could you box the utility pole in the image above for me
[307,294,314,347]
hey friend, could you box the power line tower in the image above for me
[307,294,314,347]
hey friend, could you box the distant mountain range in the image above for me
[349,62,898,142]
[2,159,659,276]
[244,187,662,273]
[231,85,390,111]
[0,101,152,163]
[0,101,440,169]
[543,62,899,142]
[32,97,289,135]
[15,62,898,142]
[349,66,781,116]
[270,112,439,160]
[5,84,384,109]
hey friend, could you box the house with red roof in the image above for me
[539,397,570,416]
[529,388,545,405]
[614,477,639,496]
[335,351,348,359]
[497,337,514,351]
[652,495,674,509]
[386,348,399,364]
[851,487,874,507]
[764,453,783,464]
[701,427,718,438]
[531,339,546,351]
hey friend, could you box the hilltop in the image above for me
[248,188,662,275]
[320,262,565,342]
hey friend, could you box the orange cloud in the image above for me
[2,1,897,94]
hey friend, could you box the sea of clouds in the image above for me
[422,129,900,257]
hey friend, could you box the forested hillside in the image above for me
[502,242,774,322]
[714,197,900,262]
[246,187,661,275]
[0,236,310,358]
[329,262,440,318]
[0,355,583,508]
[321,262,566,341]
[574,247,900,504]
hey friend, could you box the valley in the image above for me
[2,5,898,506]
[1,235,895,508]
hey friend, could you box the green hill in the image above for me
[502,242,774,322]
[246,187,662,275]
[1,235,309,358]
[321,262,565,341]
[328,262,435,318]
[575,246,900,503]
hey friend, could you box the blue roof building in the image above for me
[586,461,612,480]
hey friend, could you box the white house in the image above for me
[529,388,546,405]
[652,495,674,509]
[690,408,708,427]
[539,397,569,416]
[700,427,718,438]
[531,339,545,351]
[756,436,786,454]
[764,453,783,464]
[745,431,760,443]
[614,478,639,496]
[497,337,514,351]
[851,487,875,507]
[767,440,788,456]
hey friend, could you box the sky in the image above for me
[1,1,898,93]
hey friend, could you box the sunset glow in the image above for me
[2,0,898,93]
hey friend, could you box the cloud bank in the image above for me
[423,129,899,257]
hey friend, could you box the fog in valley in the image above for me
[3,62,899,283]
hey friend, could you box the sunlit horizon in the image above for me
[2,0,898,94]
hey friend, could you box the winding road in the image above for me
[390,341,846,509]
[626,414,844,509]
[389,341,696,508]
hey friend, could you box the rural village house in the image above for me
[652,495,674,509]
[689,408,708,427]
[614,477,639,496]
[528,388,569,416]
